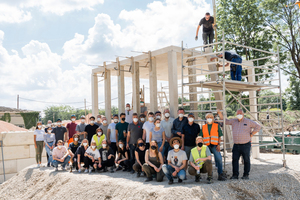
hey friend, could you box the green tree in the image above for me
[285,74,300,110]
[258,90,287,111]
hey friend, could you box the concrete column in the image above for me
[131,57,140,114]
[91,73,98,117]
[167,50,178,118]
[104,63,111,121]
[248,65,259,158]
[187,53,198,120]
[149,51,158,112]
[117,58,125,116]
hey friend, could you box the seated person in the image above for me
[188,136,213,184]
[115,140,130,171]
[162,137,187,185]
[142,140,164,182]
[91,127,106,149]
[75,139,89,173]
[133,138,146,177]
[68,134,81,172]
[83,141,101,173]
[52,140,71,171]
[98,140,115,173]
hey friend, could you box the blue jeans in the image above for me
[52,155,71,168]
[232,142,251,177]
[208,145,223,175]
[162,142,170,159]
[230,57,242,81]
[45,142,54,165]
[162,164,186,181]
[157,142,162,149]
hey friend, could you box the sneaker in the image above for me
[130,170,135,174]
[116,166,122,171]
[230,176,239,180]
[89,168,92,173]
[178,179,183,183]
[141,172,146,177]
[122,167,127,172]
[103,166,108,172]
[137,172,141,177]
[195,175,200,182]
[62,167,67,171]
[47,163,50,167]
[84,169,89,173]
[54,167,58,171]
[69,165,73,172]
[168,179,174,185]
[207,176,213,184]
[110,167,114,173]
[145,177,153,182]
[218,173,226,181]
[37,164,40,168]
[241,175,249,180]
[78,169,82,173]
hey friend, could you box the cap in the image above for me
[56,118,62,122]
[71,114,76,118]
[155,111,161,115]
[80,115,85,119]
[188,113,194,117]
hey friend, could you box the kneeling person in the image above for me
[68,134,81,172]
[188,136,213,184]
[52,140,71,171]
[84,141,101,173]
[98,140,115,173]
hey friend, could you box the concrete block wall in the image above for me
[0,131,47,183]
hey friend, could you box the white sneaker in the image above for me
[84,169,89,173]
[55,167,58,171]
[37,164,40,168]
[89,168,92,173]
[62,167,67,171]
[78,169,82,173]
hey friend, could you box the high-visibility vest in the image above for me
[92,134,105,149]
[202,123,219,146]
[191,145,207,169]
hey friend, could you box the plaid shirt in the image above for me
[226,118,261,144]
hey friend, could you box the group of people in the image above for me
[34,103,261,184]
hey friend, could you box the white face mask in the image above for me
[102,144,107,148]
[174,144,180,149]
[188,118,194,122]
[140,103,144,106]
[83,143,88,146]
[91,145,96,149]
[140,118,145,122]
[133,118,138,122]
[126,107,130,111]
[237,114,243,120]
[90,121,95,124]
[97,118,101,121]
[103,120,107,124]
[119,144,124,148]
[57,145,62,149]
[81,119,85,123]
[149,117,154,122]
[164,113,170,118]
[156,116,161,119]
[156,123,161,127]
[114,119,118,123]
[74,138,78,141]
[48,130,52,133]
[178,113,184,118]
[38,125,42,129]
[97,132,102,136]
[57,123,62,126]
[47,123,52,127]
[207,118,213,123]
[71,118,76,121]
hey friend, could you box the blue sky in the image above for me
[0,0,288,113]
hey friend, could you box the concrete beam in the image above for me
[132,57,140,114]
[91,73,98,117]
[117,58,125,116]
[168,50,178,118]
[104,62,112,120]
[149,51,158,112]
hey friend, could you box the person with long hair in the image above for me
[133,138,146,177]
[142,140,164,182]
[83,141,101,173]
[68,134,81,172]
[115,140,130,171]
[44,126,55,167]
[91,127,106,149]
[34,121,45,168]
[75,139,89,173]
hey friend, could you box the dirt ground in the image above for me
[0,153,299,200]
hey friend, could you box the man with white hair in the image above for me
[199,112,226,181]
[217,109,261,180]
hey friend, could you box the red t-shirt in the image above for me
[67,122,77,138]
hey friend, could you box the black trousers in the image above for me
[98,157,115,170]
[129,144,136,170]
[232,142,251,177]
[110,142,117,156]
[83,156,97,168]
[117,159,130,169]
[202,31,214,45]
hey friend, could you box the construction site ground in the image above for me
[0,153,299,200]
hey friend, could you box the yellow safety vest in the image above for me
[191,145,207,169]
[92,134,105,150]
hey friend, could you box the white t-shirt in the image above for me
[108,122,117,142]
[167,149,188,167]
[85,147,100,160]
[34,129,45,141]
[161,117,175,138]
[142,121,155,143]
[125,110,133,123]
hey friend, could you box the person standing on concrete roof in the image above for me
[84,116,99,145]
[125,103,134,123]
[139,113,146,124]
[171,108,188,139]
[34,121,45,168]
[76,115,87,142]
[52,119,67,145]
[52,140,71,171]
[161,109,175,163]
[188,136,213,183]
[149,119,165,152]
[199,113,226,181]
[67,114,77,142]
[142,112,155,149]
[100,116,109,138]
[98,140,115,173]
[91,127,106,150]
[140,99,148,116]
[217,109,261,180]
[133,138,146,177]
[95,115,102,127]
[211,52,243,81]
[195,12,216,46]
[83,141,101,173]
[107,114,119,155]
[44,126,55,167]
[115,113,129,147]
[74,139,89,173]
[68,134,81,172]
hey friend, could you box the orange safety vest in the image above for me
[202,123,219,145]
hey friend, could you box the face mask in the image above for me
[140,103,144,106]
[91,145,96,149]
[81,119,85,123]
[173,144,180,149]
[90,121,95,124]
[150,145,157,150]
[97,118,101,121]
[83,143,88,146]
[38,125,42,129]
[121,117,125,121]
[207,118,213,123]
[97,132,102,136]
[149,117,154,121]
[48,130,52,133]
[58,123,62,126]
[237,114,243,120]
[156,123,161,127]
[57,145,62,149]
[178,114,184,118]
[47,124,52,127]
[140,118,145,122]
[138,143,144,147]
[119,144,124,148]
[74,138,78,141]
[71,118,76,121]
[188,118,194,122]
[156,116,161,119]
[103,120,107,124]
[164,113,170,118]
[114,119,118,123]
[133,118,138,122]
[126,107,130,111]
[197,142,203,147]
[102,144,107,148]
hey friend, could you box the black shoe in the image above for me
[141,172,145,177]
[127,168,131,172]
[103,166,108,172]
[47,163,50,167]
[168,179,174,185]
[145,177,153,182]
[130,170,135,174]
[218,173,226,181]
[178,179,183,183]
[207,176,213,184]
[195,175,200,182]
[122,167,127,172]
[116,166,122,171]
[241,175,249,180]
[137,172,141,177]
[110,167,114,173]
[230,176,239,180]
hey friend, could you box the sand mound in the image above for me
[0,121,27,133]
[0,154,299,200]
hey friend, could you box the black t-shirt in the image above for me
[135,147,146,164]
[182,123,200,147]
[85,124,99,144]
[68,142,81,154]
[99,147,114,161]
[199,16,214,32]
[74,146,87,162]
[52,126,67,145]
[118,147,127,158]
[224,51,241,61]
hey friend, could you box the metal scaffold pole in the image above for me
[222,32,227,170]
[181,41,184,107]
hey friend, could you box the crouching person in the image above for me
[75,139,89,173]
[188,136,213,184]
[68,134,81,172]
[83,141,101,173]
[98,140,115,173]
[142,140,164,182]
[133,138,146,177]
[52,140,71,171]
[162,137,187,185]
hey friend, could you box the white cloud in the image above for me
[0,4,32,23]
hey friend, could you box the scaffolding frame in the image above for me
[181,36,286,170]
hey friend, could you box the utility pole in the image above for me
[84,99,87,116]
[53,113,55,122]
[212,0,218,50]
[17,95,19,109]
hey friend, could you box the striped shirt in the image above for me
[226,118,261,144]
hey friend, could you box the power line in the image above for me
[19,97,83,104]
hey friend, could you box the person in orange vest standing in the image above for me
[199,113,226,181]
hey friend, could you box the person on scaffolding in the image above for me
[210,52,243,81]
[195,12,216,46]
